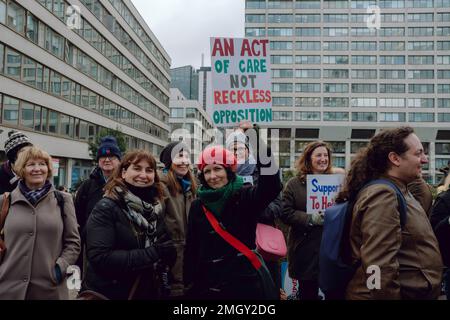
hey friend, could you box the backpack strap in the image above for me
[0,192,11,236]
[54,191,65,218]
[202,205,262,270]
[363,179,407,229]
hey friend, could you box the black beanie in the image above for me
[159,141,189,169]
[97,136,122,161]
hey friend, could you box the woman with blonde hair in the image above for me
[159,141,197,298]
[80,150,176,300]
[280,141,338,300]
[0,146,80,299]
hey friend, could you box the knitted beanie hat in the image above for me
[97,136,122,161]
[4,130,32,163]
[197,145,237,172]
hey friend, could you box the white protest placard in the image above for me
[306,174,345,214]
[209,37,272,127]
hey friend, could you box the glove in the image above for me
[308,212,324,226]
[54,264,63,284]
[155,240,177,267]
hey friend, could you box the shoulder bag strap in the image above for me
[202,205,261,270]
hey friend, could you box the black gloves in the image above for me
[155,240,177,267]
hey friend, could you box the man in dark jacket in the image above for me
[0,130,32,195]
[430,182,450,300]
[74,136,122,276]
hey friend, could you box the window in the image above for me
[380,28,404,37]
[3,96,19,126]
[59,114,74,138]
[272,83,293,92]
[351,69,377,79]
[45,27,64,59]
[351,84,377,93]
[438,41,450,51]
[324,83,348,93]
[351,141,369,153]
[296,97,321,107]
[296,42,321,51]
[323,42,349,51]
[351,98,377,107]
[26,12,38,43]
[352,112,377,122]
[407,42,433,51]
[50,70,61,96]
[268,0,293,9]
[272,69,293,78]
[5,47,21,79]
[408,13,433,22]
[408,84,434,94]
[246,0,265,9]
[272,111,292,121]
[380,84,405,93]
[380,112,406,122]
[324,28,349,37]
[324,69,349,79]
[351,28,376,37]
[323,55,348,64]
[273,97,293,106]
[351,56,376,65]
[351,42,377,51]
[409,113,434,122]
[48,110,59,133]
[296,0,321,9]
[270,41,293,51]
[268,28,293,37]
[437,13,450,22]
[323,0,348,8]
[379,41,405,51]
[323,97,349,108]
[22,57,36,87]
[0,0,5,24]
[379,98,406,108]
[408,70,434,79]
[295,55,321,64]
[271,55,293,64]
[295,69,320,78]
[436,143,450,154]
[245,14,265,23]
[296,14,320,23]
[324,14,348,23]
[380,0,405,8]
[380,69,405,79]
[6,0,25,34]
[61,77,71,101]
[408,98,435,108]
[437,27,450,37]
[409,56,434,65]
[437,0,450,7]
[438,99,450,108]
[351,14,371,23]
[379,56,405,65]
[295,112,321,121]
[438,114,450,122]
[0,43,4,74]
[245,28,265,37]
[437,56,450,65]
[381,14,405,22]
[295,83,321,92]
[351,0,377,9]
[323,112,349,121]
[408,28,434,37]
[407,0,433,8]
[53,0,65,20]
[330,142,346,153]
[296,28,321,37]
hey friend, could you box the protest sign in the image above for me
[306,174,345,214]
[209,37,272,127]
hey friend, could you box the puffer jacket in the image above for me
[346,176,443,300]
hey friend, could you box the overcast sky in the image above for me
[131,0,245,69]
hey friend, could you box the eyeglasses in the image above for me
[99,156,118,161]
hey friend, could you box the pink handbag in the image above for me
[255,223,287,261]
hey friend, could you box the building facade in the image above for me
[0,0,171,188]
[170,65,199,101]
[245,0,450,183]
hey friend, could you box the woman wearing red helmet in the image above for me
[184,140,282,300]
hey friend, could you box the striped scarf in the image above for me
[19,180,53,206]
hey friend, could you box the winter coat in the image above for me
[430,188,450,267]
[81,193,172,300]
[184,168,282,300]
[0,161,19,195]
[74,167,106,239]
[281,176,322,281]
[346,176,443,300]
[408,177,433,217]
[0,185,81,299]
[159,172,195,297]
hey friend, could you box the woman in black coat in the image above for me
[184,144,282,299]
[80,150,176,300]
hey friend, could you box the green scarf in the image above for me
[197,176,244,216]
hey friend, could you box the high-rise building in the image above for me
[170,65,199,100]
[245,0,450,183]
[0,0,171,188]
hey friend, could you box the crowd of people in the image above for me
[0,124,449,300]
